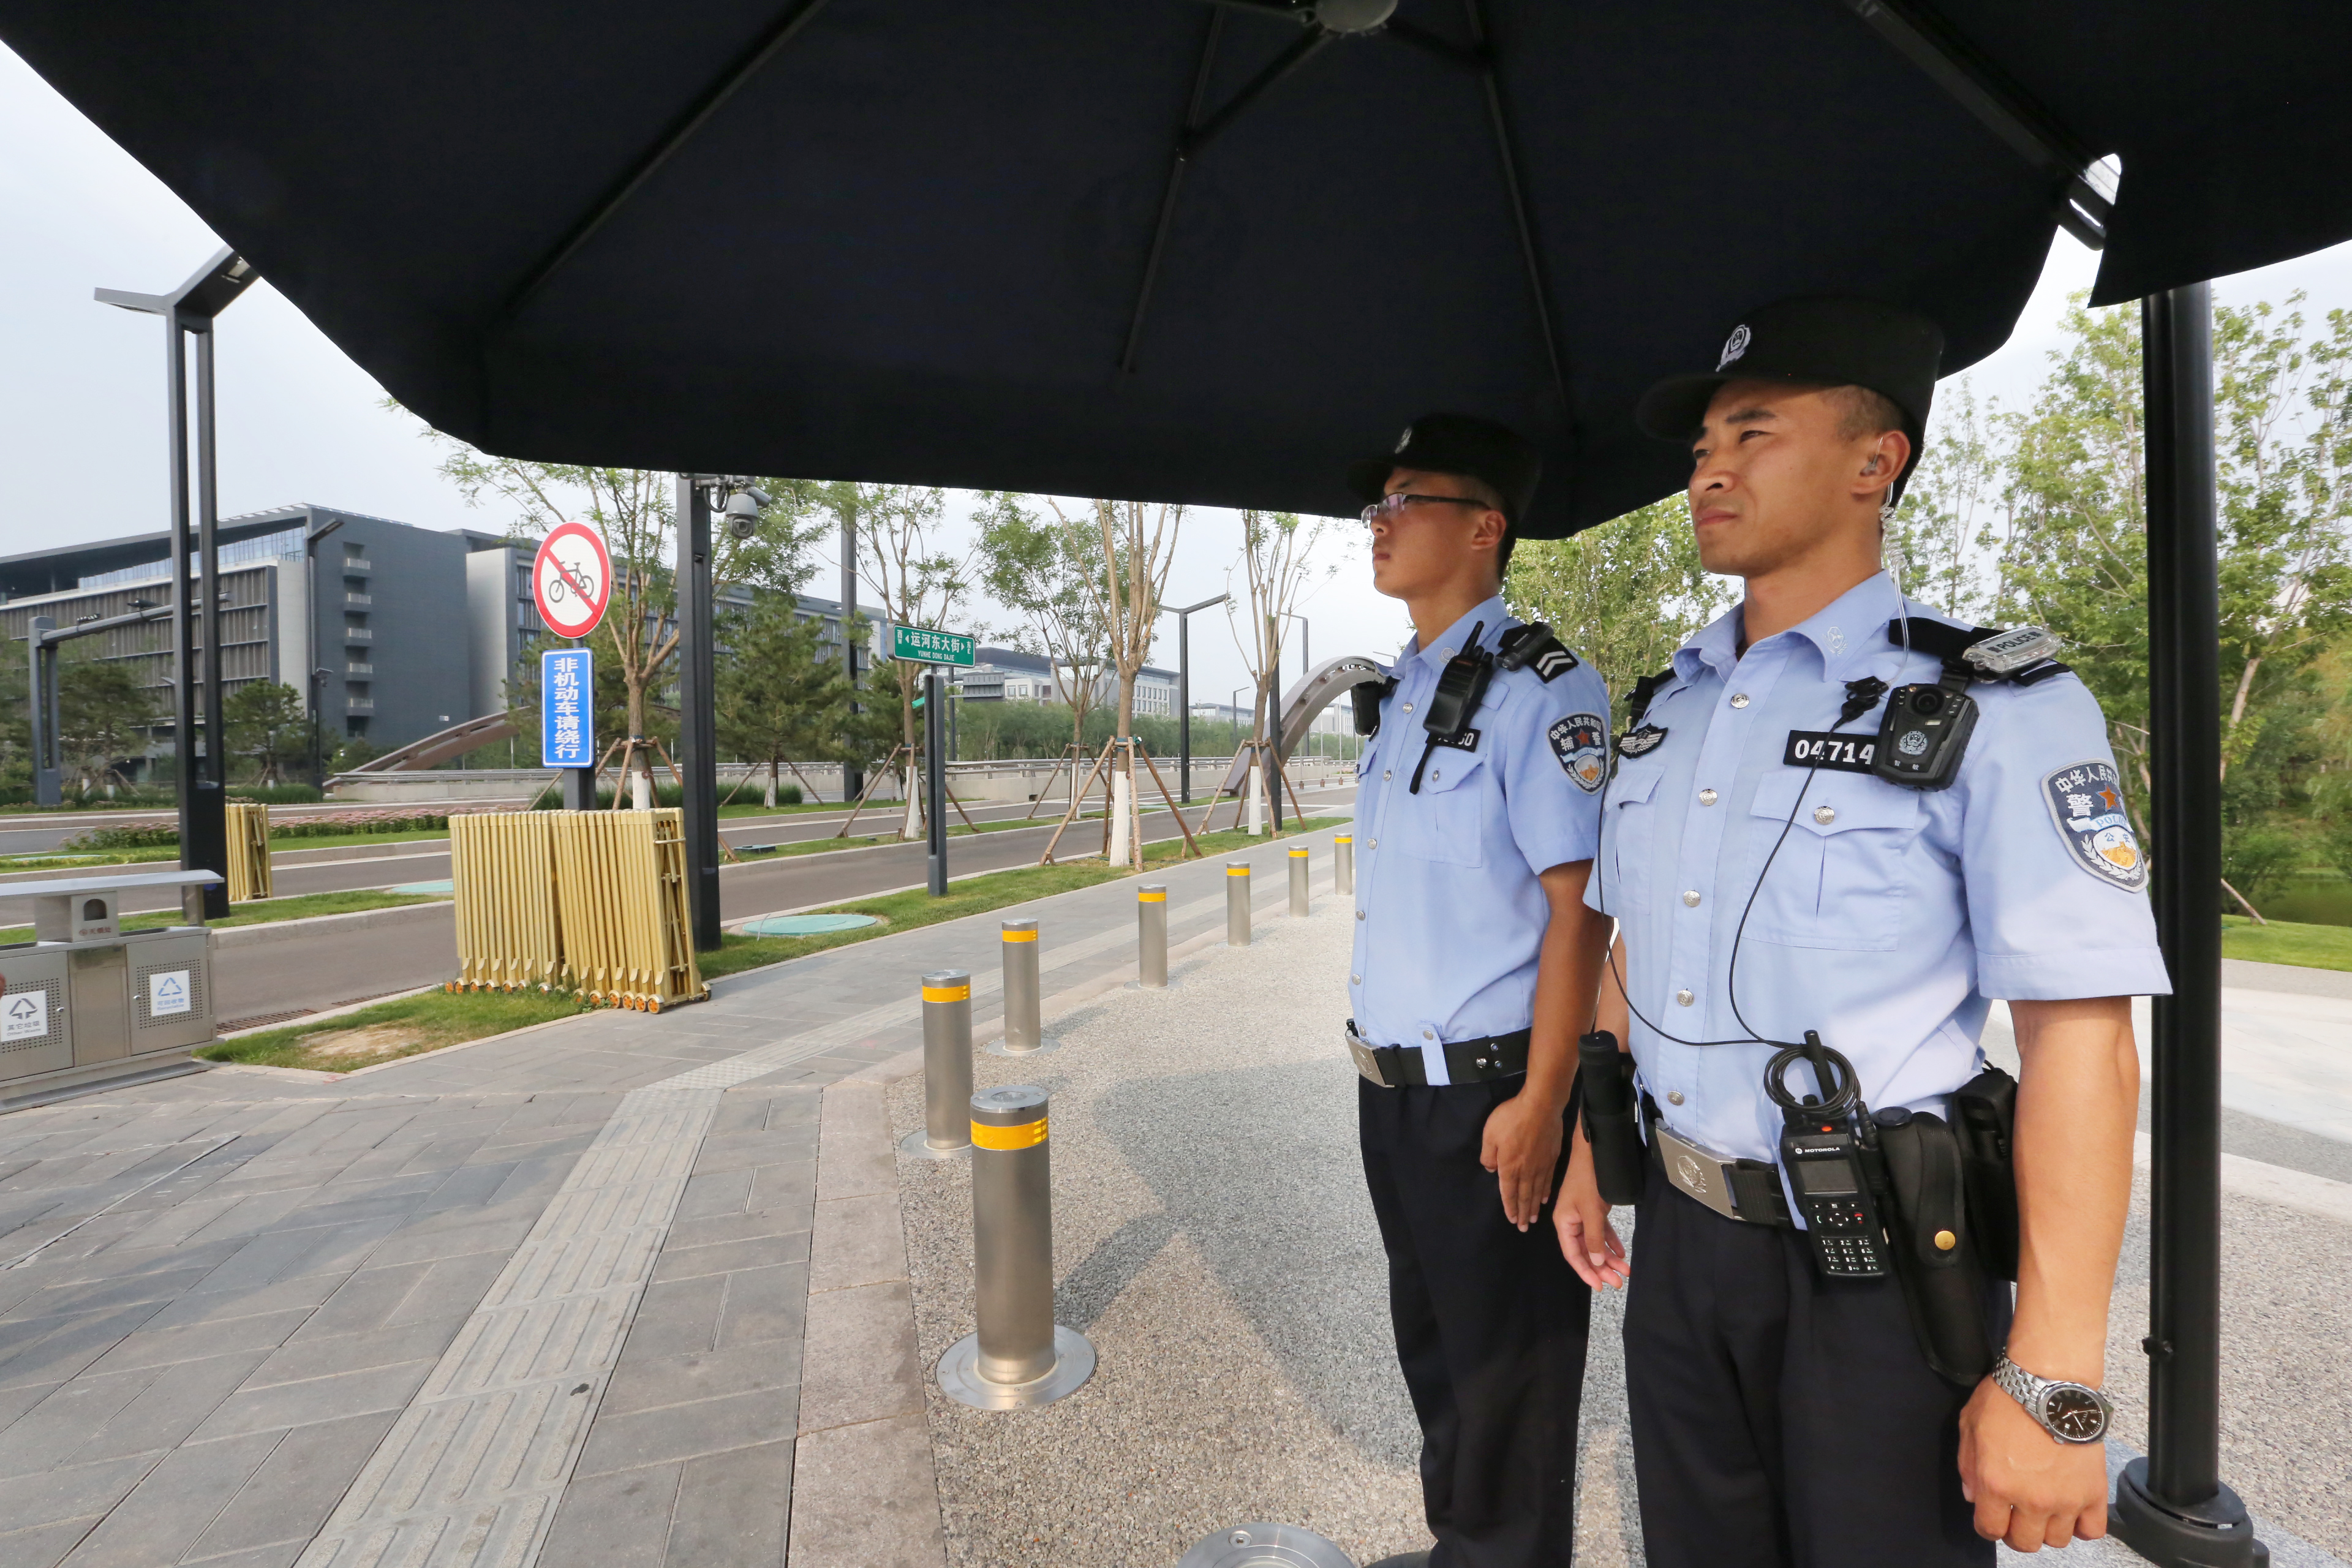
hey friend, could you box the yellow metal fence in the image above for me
[450,808,706,1011]
[225,802,272,902]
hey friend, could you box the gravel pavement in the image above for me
[893,903,2350,1567]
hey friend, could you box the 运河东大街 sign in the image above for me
[889,624,974,666]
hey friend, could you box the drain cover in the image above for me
[1176,1524,1355,1568]
[737,912,879,937]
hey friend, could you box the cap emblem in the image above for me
[1395,425,1414,453]
[1717,325,1751,371]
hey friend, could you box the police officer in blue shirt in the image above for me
[1555,300,2166,1566]
[1343,415,1615,1568]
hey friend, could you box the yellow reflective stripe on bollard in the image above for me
[1137,890,1166,902]
[1288,848,1308,857]
[923,981,971,1003]
[971,1118,1047,1150]
[1226,866,1250,876]
[1001,929,1039,943]
[1336,835,1352,843]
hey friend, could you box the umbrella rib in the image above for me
[1455,0,1571,413]
[505,0,833,320]
[1122,21,1338,374]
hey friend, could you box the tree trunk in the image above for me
[625,677,650,809]
[764,759,778,809]
[2220,655,2261,783]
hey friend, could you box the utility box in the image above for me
[0,869,223,1108]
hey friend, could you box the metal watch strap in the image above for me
[1992,1351,2111,1444]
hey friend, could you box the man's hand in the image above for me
[1481,1090,1563,1230]
[1958,1376,2109,1550]
[1555,1126,1629,1289]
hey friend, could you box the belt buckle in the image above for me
[1654,1121,1743,1221]
[1344,1025,1394,1088]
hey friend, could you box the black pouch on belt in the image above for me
[1951,1065,2021,1280]
[1577,1031,1647,1207]
[1872,1109,1997,1385]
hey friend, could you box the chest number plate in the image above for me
[1783,729,1877,774]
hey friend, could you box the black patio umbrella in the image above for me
[9,5,2351,1565]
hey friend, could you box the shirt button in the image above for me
[1368,838,1378,849]
[1351,974,1360,984]
[1355,910,1366,921]
[1682,890,1702,907]
[1814,805,1837,824]
[1403,702,1414,714]
[1383,769,1392,781]
[1675,989,1695,1006]
[1422,1029,1434,1040]
[1698,788,1718,806]
[1430,770,1441,783]
[1730,693,1751,709]
[1667,1090,1686,1106]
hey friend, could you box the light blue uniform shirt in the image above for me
[1351,596,1610,1085]
[1587,572,2171,1164]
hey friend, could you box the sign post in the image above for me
[894,627,971,895]
[532,524,612,812]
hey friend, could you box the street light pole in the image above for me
[675,475,722,951]
[1161,594,1225,804]
[303,516,345,788]
[97,247,256,921]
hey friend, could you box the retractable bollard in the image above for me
[1287,846,1310,916]
[900,970,973,1159]
[1226,862,1251,946]
[935,1086,1096,1409]
[1137,884,1168,989]
[989,919,1054,1056]
[1335,834,1354,895]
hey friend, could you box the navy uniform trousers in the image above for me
[1360,1077,1589,1568]
[1623,1155,2001,1568]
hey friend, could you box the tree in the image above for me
[1506,498,1731,715]
[1228,510,1338,803]
[56,652,152,796]
[715,594,866,806]
[222,680,309,784]
[976,494,1107,758]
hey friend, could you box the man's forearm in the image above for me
[2006,997,2139,1383]
[1528,862,1611,1115]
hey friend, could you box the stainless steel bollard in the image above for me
[1288,846,1310,916]
[1137,884,1168,989]
[934,1085,1096,1409]
[901,970,974,1159]
[1335,833,1354,895]
[988,918,1051,1056]
[1226,862,1251,946]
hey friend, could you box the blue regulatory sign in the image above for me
[543,647,594,768]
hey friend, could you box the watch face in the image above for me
[2043,1385,2108,1441]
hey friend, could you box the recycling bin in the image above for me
[0,869,222,1107]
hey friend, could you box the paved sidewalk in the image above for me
[0,826,1349,1567]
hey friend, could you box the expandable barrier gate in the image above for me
[449,808,705,1011]
[225,802,271,903]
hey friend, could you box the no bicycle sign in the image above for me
[533,521,613,639]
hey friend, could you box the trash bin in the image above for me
[0,869,224,1108]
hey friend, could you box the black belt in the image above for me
[1645,1095,1793,1226]
[1346,1022,1531,1088]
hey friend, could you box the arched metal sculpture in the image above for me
[1215,653,1387,798]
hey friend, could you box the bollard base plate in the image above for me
[985,1038,1061,1058]
[1176,1523,1358,1568]
[936,1326,1095,1410]
[897,1129,970,1161]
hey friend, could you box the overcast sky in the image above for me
[6,40,2350,706]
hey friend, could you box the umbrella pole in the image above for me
[2113,281,2263,1568]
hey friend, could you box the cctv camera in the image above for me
[723,490,762,541]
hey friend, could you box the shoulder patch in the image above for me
[1497,622,1580,682]
[1549,713,1608,792]
[1618,723,1668,758]
[2041,761,2146,892]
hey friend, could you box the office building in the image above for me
[958,646,1177,716]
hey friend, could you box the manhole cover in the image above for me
[738,912,879,937]
[1175,1523,1355,1568]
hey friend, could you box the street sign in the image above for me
[890,624,974,666]
[532,520,614,639]
[543,647,595,768]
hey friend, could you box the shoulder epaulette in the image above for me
[1496,621,1579,682]
[1351,674,1399,736]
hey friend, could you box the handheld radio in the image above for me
[1766,1034,1890,1278]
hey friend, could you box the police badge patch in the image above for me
[1618,723,1668,757]
[2043,761,2147,891]
[1550,714,1608,792]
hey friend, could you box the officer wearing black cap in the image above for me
[1341,414,1615,1568]
[1558,301,2163,1563]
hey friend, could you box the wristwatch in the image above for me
[1992,1351,2113,1444]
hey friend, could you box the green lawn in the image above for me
[2,829,454,870]
[0,889,444,946]
[2220,913,2352,972]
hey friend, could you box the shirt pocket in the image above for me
[1744,770,1920,949]
[1604,760,1667,914]
[1390,749,1489,869]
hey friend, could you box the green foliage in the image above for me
[715,591,876,803]
[975,492,1107,750]
[56,648,154,794]
[223,680,311,784]
[1505,498,1731,714]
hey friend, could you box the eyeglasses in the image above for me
[1359,492,1493,526]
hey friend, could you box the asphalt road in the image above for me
[201,784,1359,1028]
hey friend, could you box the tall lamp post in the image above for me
[303,516,345,787]
[673,475,771,954]
[1161,594,1225,804]
[97,247,257,921]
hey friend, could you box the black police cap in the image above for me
[1345,412,1543,530]
[1635,298,1946,458]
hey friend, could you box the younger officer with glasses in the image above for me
[1342,415,1614,1568]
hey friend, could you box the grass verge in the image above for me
[2,830,454,870]
[2221,913,2352,972]
[0,889,444,946]
[198,988,590,1072]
